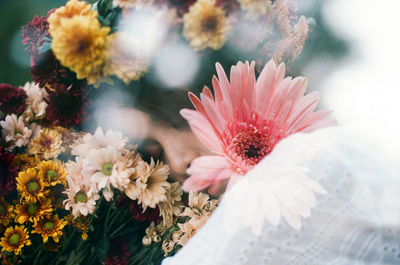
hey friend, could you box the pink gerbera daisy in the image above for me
[180,60,335,194]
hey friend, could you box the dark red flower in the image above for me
[0,147,19,197]
[30,49,75,88]
[129,200,161,224]
[104,238,131,265]
[155,0,196,16]
[21,14,50,54]
[45,82,89,128]
[0,83,27,115]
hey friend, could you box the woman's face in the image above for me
[115,107,211,183]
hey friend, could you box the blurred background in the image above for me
[1,0,399,163]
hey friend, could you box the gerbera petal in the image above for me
[180,109,223,152]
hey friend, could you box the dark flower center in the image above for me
[102,163,113,176]
[27,181,40,193]
[14,129,23,135]
[44,221,55,230]
[74,191,88,203]
[202,16,218,32]
[232,129,273,166]
[9,234,20,245]
[46,170,58,181]
[28,203,39,215]
[40,137,53,148]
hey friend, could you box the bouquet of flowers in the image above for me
[0,0,334,264]
[0,106,219,264]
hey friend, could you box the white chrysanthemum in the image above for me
[71,127,128,158]
[21,82,48,121]
[63,174,100,217]
[66,157,94,188]
[135,159,171,210]
[82,147,120,190]
[0,114,32,150]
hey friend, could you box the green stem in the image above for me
[109,215,135,238]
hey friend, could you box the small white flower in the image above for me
[82,147,120,190]
[0,114,32,150]
[22,82,48,121]
[63,174,100,217]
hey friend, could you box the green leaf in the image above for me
[95,235,110,261]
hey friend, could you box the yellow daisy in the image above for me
[38,160,67,186]
[13,154,39,171]
[65,214,89,240]
[0,198,14,226]
[50,15,110,86]
[0,225,31,255]
[16,168,48,203]
[32,214,67,243]
[28,128,64,160]
[183,0,230,51]
[14,198,53,224]
[48,0,97,35]
[104,33,150,85]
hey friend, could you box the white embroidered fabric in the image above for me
[162,124,400,265]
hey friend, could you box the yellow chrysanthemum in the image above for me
[0,225,31,255]
[13,154,39,171]
[16,168,48,203]
[183,0,230,51]
[0,198,14,226]
[48,0,97,35]
[32,214,67,243]
[38,160,67,187]
[104,33,150,85]
[14,198,53,224]
[28,128,64,160]
[237,0,272,19]
[65,214,89,240]
[50,15,110,86]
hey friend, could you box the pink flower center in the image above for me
[231,129,273,166]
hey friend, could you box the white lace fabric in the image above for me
[162,124,400,265]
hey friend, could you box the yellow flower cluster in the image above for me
[48,0,110,86]
[183,0,230,51]
[0,156,69,256]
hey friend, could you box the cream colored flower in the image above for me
[123,152,144,200]
[21,82,48,121]
[177,214,209,246]
[183,0,230,51]
[82,147,120,190]
[113,0,154,9]
[135,159,170,210]
[71,127,128,158]
[28,127,64,160]
[63,174,100,217]
[158,182,183,227]
[110,149,141,191]
[0,114,32,150]
[162,239,176,256]
[237,0,272,19]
